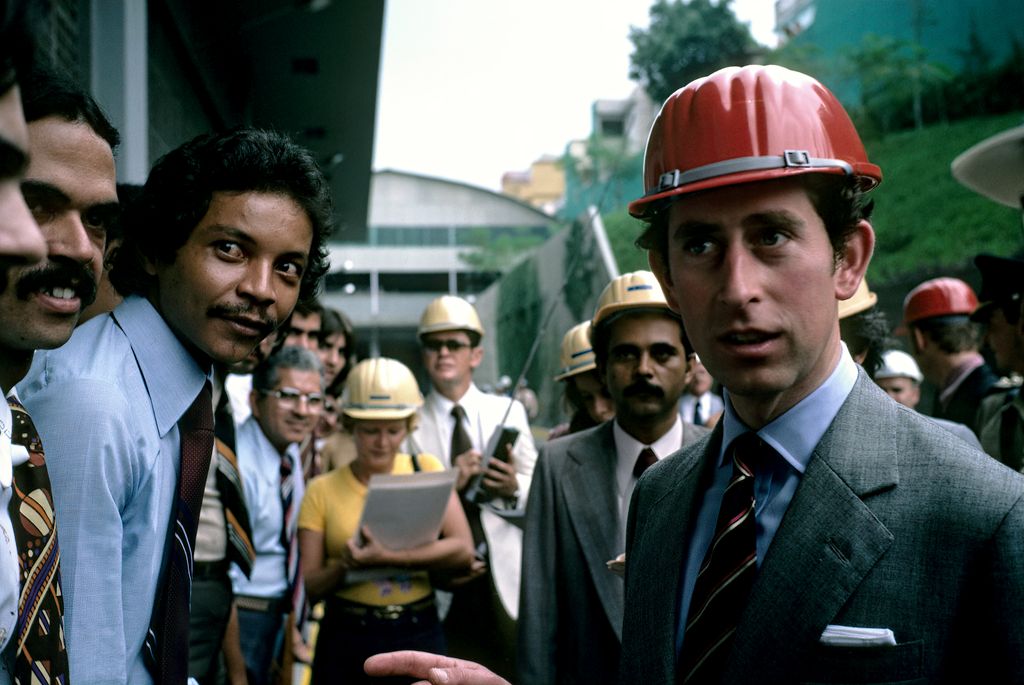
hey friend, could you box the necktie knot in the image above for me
[450,405,473,459]
[452,404,467,421]
[633,447,658,478]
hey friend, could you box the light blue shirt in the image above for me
[17,295,210,685]
[229,416,304,599]
[675,345,859,653]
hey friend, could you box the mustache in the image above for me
[623,380,664,398]
[14,257,98,309]
[207,302,278,337]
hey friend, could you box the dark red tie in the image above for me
[633,446,658,478]
[7,397,69,685]
[144,382,214,684]
[678,432,763,684]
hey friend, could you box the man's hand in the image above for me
[481,448,518,499]
[364,650,512,685]
[444,557,488,588]
[452,449,483,491]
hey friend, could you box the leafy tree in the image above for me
[629,0,761,104]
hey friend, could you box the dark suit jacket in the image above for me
[932,361,1000,431]
[620,371,1024,684]
[518,420,709,684]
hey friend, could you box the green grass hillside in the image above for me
[600,110,1024,284]
[868,111,1023,282]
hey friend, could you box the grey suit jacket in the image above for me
[620,372,1024,684]
[519,420,709,684]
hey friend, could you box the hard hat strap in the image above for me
[649,150,854,197]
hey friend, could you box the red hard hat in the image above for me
[628,65,882,219]
[902,277,980,326]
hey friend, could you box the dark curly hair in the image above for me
[109,128,333,305]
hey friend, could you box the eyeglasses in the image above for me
[423,338,471,353]
[259,387,325,408]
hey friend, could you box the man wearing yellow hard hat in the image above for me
[518,271,708,683]
[407,295,536,681]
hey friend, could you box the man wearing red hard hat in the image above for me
[900,276,1001,432]
[619,64,1024,684]
[364,65,1024,685]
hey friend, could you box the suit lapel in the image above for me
[624,428,719,678]
[562,423,624,638]
[724,373,898,682]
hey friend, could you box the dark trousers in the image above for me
[443,573,517,682]
[312,596,446,685]
[188,566,233,685]
[237,597,288,685]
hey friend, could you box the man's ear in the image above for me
[834,220,875,301]
[469,345,484,370]
[648,250,681,314]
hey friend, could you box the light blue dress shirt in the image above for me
[17,295,210,685]
[675,345,859,653]
[229,416,304,600]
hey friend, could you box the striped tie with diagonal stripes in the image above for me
[678,431,762,684]
[144,382,214,684]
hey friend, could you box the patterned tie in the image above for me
[213,392,255,578]
[633,446,658,478]
[280,452,299,595]
[678,432,762,684]
[144,382,214,684]
[7,397,68,685]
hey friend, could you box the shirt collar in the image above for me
[112,295,211,437]
[720,343,859,473]
[613,414,684,463]
[428,382,481,417]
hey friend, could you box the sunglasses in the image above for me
[423,339,471,353]
[259,387,325,408]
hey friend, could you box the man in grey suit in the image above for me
[623,64,1024,684]
[517,271,709,683]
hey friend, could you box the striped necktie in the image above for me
[678,431,763,684]
[280,452,306,630]
[213,392,255,578]
[144,382,214,684]
[7,397,69,685]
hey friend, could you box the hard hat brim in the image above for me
[951,126,1024,209]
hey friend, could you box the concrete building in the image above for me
[324,170,559,377]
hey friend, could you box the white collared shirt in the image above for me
[612,415,684,551]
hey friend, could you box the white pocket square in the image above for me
[819,625,896,647]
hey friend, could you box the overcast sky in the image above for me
[372,0,777,191]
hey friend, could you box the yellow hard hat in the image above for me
[838,278,878,319]
[342,358,423,420]
[554,321,597,381]
[418,295,485,339]
[592,271,673,330]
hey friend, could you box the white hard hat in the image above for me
[951,125,1024,209]
[874,350,923,383]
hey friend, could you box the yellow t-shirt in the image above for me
[298,452,444,606]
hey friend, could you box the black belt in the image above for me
[235,594,289,614]
[328,595,435,621]
[193,559,231,581]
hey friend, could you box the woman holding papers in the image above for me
[298,358,474,684]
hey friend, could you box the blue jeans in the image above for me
[236,603,286,685]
